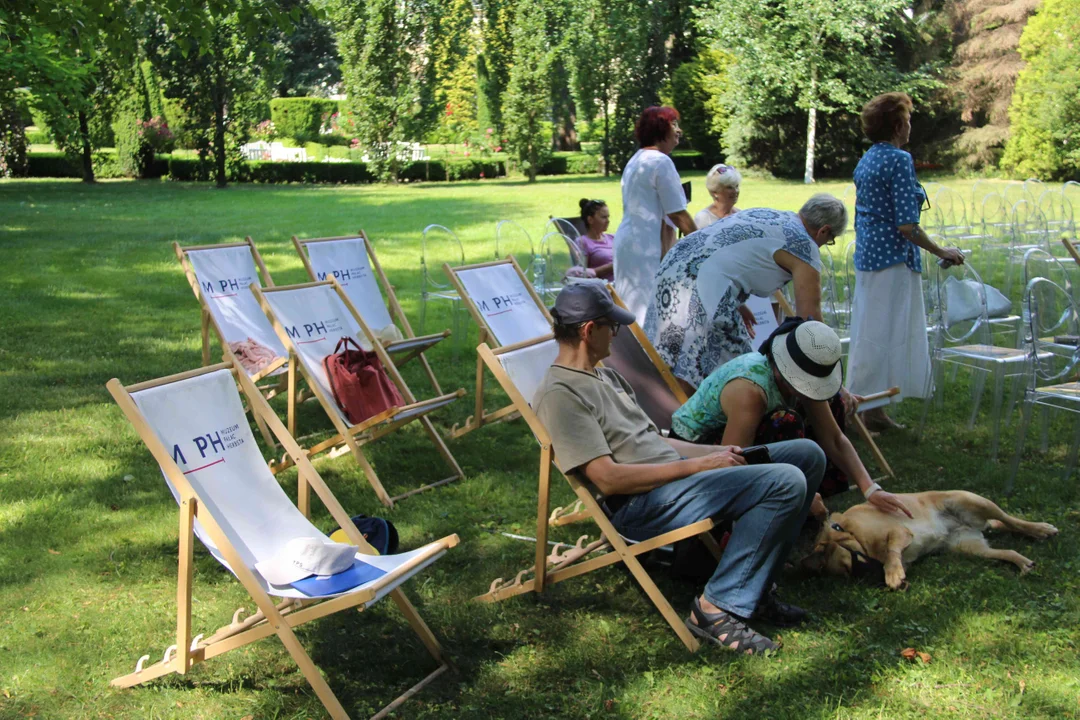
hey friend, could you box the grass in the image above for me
[0,173,1078,720]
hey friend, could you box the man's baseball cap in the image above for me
[550,283,636,326]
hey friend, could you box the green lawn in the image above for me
[0,174,1077,720]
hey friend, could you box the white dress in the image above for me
[613,149,687,325]
[643,209,822,388]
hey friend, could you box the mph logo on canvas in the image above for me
[284,315,346,345]
[477,292,529,317]
[201,274,255,299]
[316,266,368,287]
[171,422,245,473]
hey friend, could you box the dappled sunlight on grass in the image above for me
[1,177,1078,719]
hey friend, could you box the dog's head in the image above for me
[802,512,886,585]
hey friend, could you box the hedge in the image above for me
[270,98,339,141]
[25,150,705,184]
[27,152,168,180]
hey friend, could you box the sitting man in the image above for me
[533,283,825,655]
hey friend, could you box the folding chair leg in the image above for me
[388,588,447,665]
[1065,414,1080,482]
[200,310,211,367]
[1007,396,1034,494]
[968,367,989,429]
[417,353,444,396]
[917,355,940,440]
[344,434,394,507]
[853,414,895,478]
[275,622,351,720]
[569,485,700,652]
[419,416,464,480]
[988,366,1007,462]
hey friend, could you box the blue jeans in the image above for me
[610,439,825,618]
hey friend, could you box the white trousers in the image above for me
[847,264,931,401]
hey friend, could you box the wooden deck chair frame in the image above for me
[293,231,448,395]
[253,278,466,507]
[608,285,897,481]
[174,237,289,449]
[106,361,459,720]
[469,340,724,652]
[442,256,553,439]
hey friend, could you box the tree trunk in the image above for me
[803,65,817,184]
[78,110,95,183]
[213,83,227,189]
[602,100,610,178]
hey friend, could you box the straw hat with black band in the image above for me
[759,318,844,402]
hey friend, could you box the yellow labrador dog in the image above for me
[804,491,1058,589]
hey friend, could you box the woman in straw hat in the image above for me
[671,318,911,518]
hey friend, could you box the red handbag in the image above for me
[322,337,404,424]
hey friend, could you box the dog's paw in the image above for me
[886,567,906,590]
[1019,558,1036,574]
[1031,522,1059,539]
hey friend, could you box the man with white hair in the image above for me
[644,194,846,390]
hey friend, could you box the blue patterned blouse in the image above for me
[853,142,927,273]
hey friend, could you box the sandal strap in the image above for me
[691,599,777,654]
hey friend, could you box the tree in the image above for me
[328,0,426,180]
[478,0,516,135]
[949,0,1040,171]
[566,0,671,173]
[666,48,734,162]
[698,0,915,182]
[1001,0,1080,180]
[503,0,551,182]
[0,1,97,177]
[149,3,283,188]
[273,0,341,97]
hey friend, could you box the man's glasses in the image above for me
[594,320,621,336]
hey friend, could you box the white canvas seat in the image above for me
[294,232,448,394]
[175,239,287,380]
[442,257,554,438]
[107,363,459,719]
[175,238,292,448]
[255,280,466,507]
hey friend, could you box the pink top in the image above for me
[578,232,615,280]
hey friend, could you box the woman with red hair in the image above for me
[613,106,697,325]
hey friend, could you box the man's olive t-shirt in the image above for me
[532,365,680,476]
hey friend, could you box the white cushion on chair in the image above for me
[944,276,1012,324]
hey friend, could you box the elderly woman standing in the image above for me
[644,195,846,391]
[848,93,964,430]
[613,106,698,325]
[695,164,742,230]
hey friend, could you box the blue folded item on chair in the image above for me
[291,558,387,596]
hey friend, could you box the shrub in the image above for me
[270,98,338,141]
[113,63,155,178]
[26,151,168,179]
[1001,0,1080,180]
[26,130,51,145]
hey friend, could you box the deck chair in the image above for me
[470,337,724,652]
[604,285,689,432]
[174,238,290,448]
[442,257,554,438]
[293,232,448,395]
[253,279,466,507]
[106,362,459,719]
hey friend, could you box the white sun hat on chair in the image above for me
[771,320,843,401]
